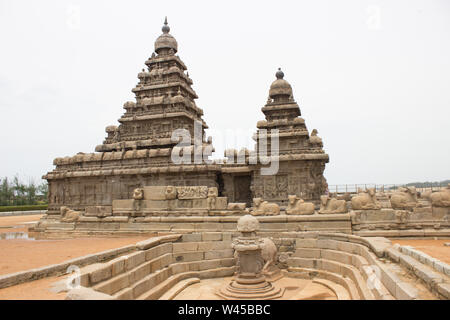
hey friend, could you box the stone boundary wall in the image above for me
[34,213,353,235]
[0,243,137,289]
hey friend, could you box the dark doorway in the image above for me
[234,175,252,206]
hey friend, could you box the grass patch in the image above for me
[0,205,48,212]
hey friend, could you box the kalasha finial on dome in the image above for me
[275,68,284,79]
[162,16,170,33]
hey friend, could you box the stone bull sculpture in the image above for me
[319,195,347,214]
[425,184,450,207]
[252,198,280,216]
[390,187,419,210]
[351,188,381,210]
[286,195,315,215]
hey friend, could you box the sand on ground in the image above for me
[0,214,43,234]
[0,214,151,275]
[0,214,155,299]
[0,274,68,300]
[390,239,450,264]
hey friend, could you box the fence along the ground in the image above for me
[328,182,446,194]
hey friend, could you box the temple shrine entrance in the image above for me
[234,175,252,206]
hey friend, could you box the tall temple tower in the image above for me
[96,17,212,161]
[250,68,329,204]
[44,19,220,215]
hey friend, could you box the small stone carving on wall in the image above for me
[176,186,208,199]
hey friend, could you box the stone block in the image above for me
[317,239,340,250]
[145,243,172,261]
[89,264,112,285]
[321,250,352,265]
[396,282,418,300]
[295,238,317,248]
[142,186,168,200]
[108,256,127,277]
[202,232,223,241]
[437,283,450,298]
[293,248,321,259]
[112,199,134,212]
[93,272,129,295]
[215,197,228,210]
[171,263,190,274]
[204,249,234,260]
[173,251,204,263]
[198,259,221,271]
[66,287,114,300]
[172,242,199,253]
[385,247,400,263]
[181,233,202,242]
[124,251,146,271]
[133,278,151,298]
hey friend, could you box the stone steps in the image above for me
[312,278,351,300]
[159,277,200,300]
[286,267,360,300]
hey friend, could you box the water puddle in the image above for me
[0,232,35,240]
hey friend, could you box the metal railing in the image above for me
[327,182,447,194]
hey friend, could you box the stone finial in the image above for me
[162,16,170,33]
[275,67,284,79]
[237,215,259,233]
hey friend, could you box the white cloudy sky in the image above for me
[0,0,449,185]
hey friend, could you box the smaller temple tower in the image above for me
[250,68,329,204]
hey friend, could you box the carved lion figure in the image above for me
[60,206,80,223]
[309,129,323,147]
[133,188,144,200]
[429,184,450,207]
[319,195,348,214]
[286,195,315,215]
[252,198,280,216]
[260,238,277,272]
[351,188,381,210]
[164,186,177,200]
[390,187,419,210]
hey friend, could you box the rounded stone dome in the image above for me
[154,18,178,53]
[237,215,260,233]
[269,68,292,98]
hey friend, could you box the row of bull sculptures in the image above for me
[59,184,450,221]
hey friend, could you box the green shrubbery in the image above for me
[0,175,48,206]
[0,205,48,212]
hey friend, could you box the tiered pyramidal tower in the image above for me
[45,19,219,214]
[249,68,329,202]
[97,17,212,160]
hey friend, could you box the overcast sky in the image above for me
[0,0,449,186]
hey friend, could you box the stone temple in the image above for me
[17,19,450,301]
[38,18,330,232]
